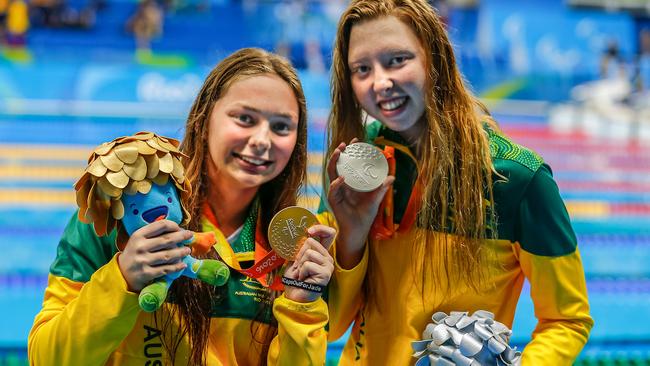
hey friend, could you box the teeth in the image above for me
[380,97,406,111]
[240,156,266,166]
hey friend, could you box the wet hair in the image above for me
[326,0,497,305]
[165,47,308,365]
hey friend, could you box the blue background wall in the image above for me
[1,0,650,364]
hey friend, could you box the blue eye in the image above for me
[272,122,291,135]
[389,56,406,66]
[167,197,172,203]
[133,209,139,215]
[351,65,369,75]
[238,114,254,124]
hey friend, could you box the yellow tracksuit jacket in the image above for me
[28,210,328,366]
[322,122,593,365]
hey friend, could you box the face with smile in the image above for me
[206,73,299,192]
[348,16,428,143]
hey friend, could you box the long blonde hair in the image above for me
[168,48,308,365]
[326,0,497,299]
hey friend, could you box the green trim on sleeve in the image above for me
[49,212,118,282]
[488,132,577,256]
[488,128,543,172]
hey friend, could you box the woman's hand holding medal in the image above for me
[268,206,336,303]
[327,139,394,269]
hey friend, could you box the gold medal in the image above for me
[268,206,318,260]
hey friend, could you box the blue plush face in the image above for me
[120,181,183,236]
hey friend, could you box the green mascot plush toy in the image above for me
[74,132,230,312]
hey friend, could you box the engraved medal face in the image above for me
[268,206,319,260]
[336,142,388,192]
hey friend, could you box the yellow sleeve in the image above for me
[316,210,369,341]
[28,255,141,366]
[268,294,329,365]
[517,245,594,365]
[327,241,368,341]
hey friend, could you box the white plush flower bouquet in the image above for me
[412,310,522,366]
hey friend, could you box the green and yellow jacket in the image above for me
[28,206,328,366]
[322,122,593,366]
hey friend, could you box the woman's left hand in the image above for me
[283,224,336,303]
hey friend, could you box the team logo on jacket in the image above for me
[144,325,163,365]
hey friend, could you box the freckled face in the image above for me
[348,16,428,143]
[207,74,299,190]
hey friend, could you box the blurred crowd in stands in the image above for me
[595,29,650,107]
[0,0,30,46]
[0,0,647,99]
[551,27,650,142]
[0,0,158,50]
[126,0,161,52]
[0,0,454,59]
[600,30,650,88]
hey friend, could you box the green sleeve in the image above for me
[516,164,577,257]
[50,211,118,281]
[516,165,593,362]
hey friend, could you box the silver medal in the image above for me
[336,142,389,192]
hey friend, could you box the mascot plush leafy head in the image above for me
[74,132,229,312]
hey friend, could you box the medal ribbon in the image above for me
[370,137,422,240]
[202,202,284,290]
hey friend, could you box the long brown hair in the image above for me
[163,48,308,365]
[326,0,497,303]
